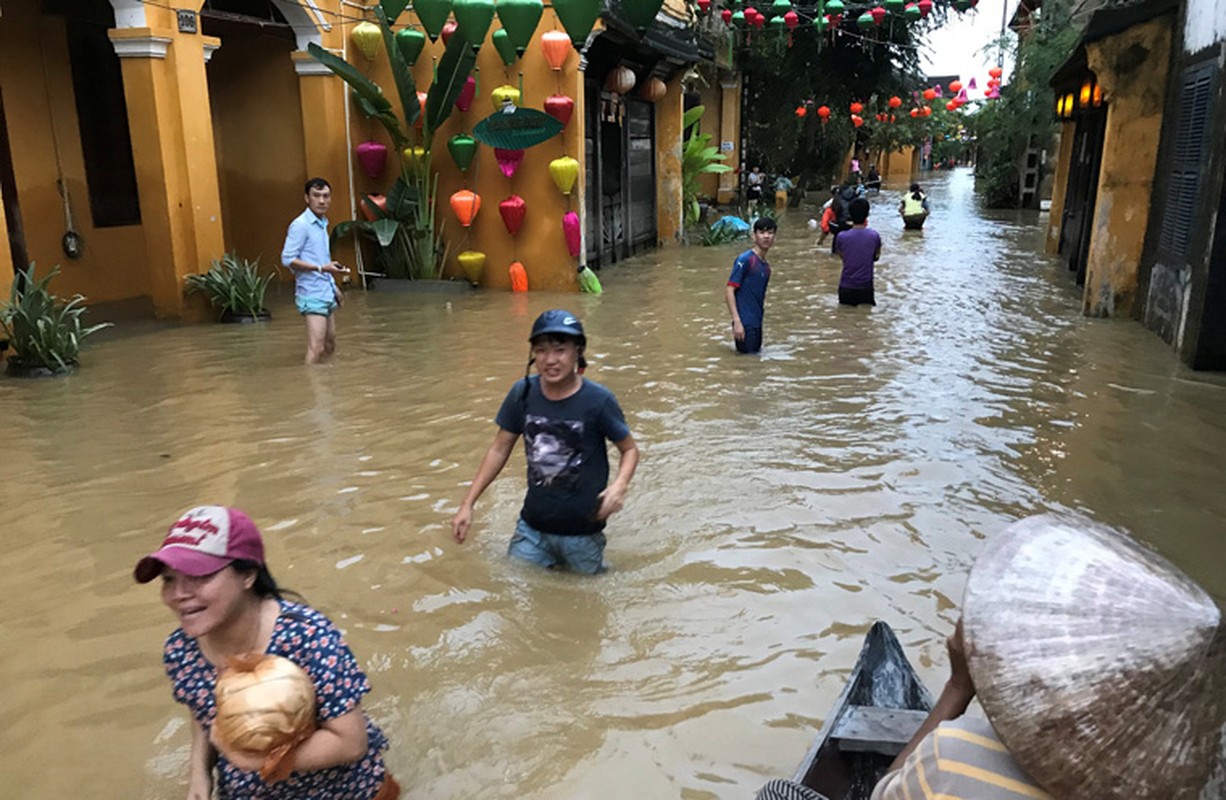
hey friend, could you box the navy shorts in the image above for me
[838,286,876,306]
[735,326,763,354]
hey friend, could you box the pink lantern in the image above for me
[355,141,387,178]
[968,77,978,90]
[544,94,575,127]
[784,10,799,29]
[562,212,581,258]
[499,195,527,236]
[494,148,524,178]
[541,30,571,71]
[870,5,886,24]
[441,20,458,46]
[454,76,477,112]
[918,0,932,15]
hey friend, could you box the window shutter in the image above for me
[1158,63,1214,261]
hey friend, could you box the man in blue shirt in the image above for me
[281,178,350,364]
[725,217,776,354]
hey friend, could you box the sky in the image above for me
[919,0,1014,84]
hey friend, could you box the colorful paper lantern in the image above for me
[722,8,733,24]
[946,100,957,111]
[949,80,963,93]
[784,10,799,29]
[885,0,905,14]
[770,0,792,17]
[541,30,572,71]
[954,0,970,11]
[355,141,387,178]
[562,212,582,258]
[395,28,427,65]
[640,77,667,102]
[457,250,486,284]
[888,95,902,108]
[825,0,845,14]
[922,88,937,101]
[448,134,478,171]
[621,0,664,31]
[870,6,887,24]
[904,3,921,19]
[606,65,637,95]
[849,101,864,114]
[414,0,453,41]
[921,105,932,116]
[549,156,580,195]
[453,0,495,52]
[917,0,932,16]
[851,114,864,127]
[552,0,601,47]
[697,0,712,12]
[401,146,426,171]
[492,28,517,65]
[816,104,831,120]
[732,10,746,26]
[450,189,481,227]
[491,84,521,110]
[495,0,543,55]
[499,195,527,236]
[814,14,829,32]
[795,105,807,118]
[544,94,575,127]
[856,12,874,29]
[989,66,1004,78]
[509,261,528,292]
[494,148,524,178]
[910,107,920,117]
[351,22,382,60]
[455,76,477,112]
[359,194,387,221]
[440,20,458,46]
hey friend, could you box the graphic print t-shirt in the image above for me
[496,376,631,536]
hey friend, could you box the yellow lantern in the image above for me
[351,22,383,60]
[401,146,427,173]
[1079,78,1093,108]
[457,250,486,285]
[549,156,580,195]
[605,65,636,95]
[1065,92,1075,116]
[491,84,522,111]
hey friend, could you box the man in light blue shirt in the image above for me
[281,177,350,364]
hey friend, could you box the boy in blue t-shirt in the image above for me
[451,310,640,574]
[725,217,777,353]
[833,197,882,307]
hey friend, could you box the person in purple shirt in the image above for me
[833,197,882,306]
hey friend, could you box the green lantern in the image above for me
[904,3,921,19]
[885,0,904,13]
[492,28,517,65]
[395,28,427,65]
[953,0,970,9]
[620,0,664,32]
[768,16,785,30]
[496,0,543,55]
[813,14,828,31]
[453,0,495,51]
[414,0,453,42]
[447,133,478,171]
[825,0,844,15]
[731,9,746,25]
[856,10,874,28]
[552,0,601,46]
[769,0,791,18]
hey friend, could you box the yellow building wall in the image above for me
[0,182,12,301]
[1081,17,1172,318]
[881,147,916,181]
[0,6,151,305]
[207,29,307,279]
[695,79,727,203]
[1046,121,1076,255]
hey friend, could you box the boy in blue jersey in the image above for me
[451,310,640,574]
[725,217,776,353]
[281,178,350,364]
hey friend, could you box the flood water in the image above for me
[1,168,1224,799]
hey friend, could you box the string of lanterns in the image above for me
[701,0,981,41]
[793,70,1002,127]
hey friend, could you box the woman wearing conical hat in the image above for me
[874,514,1225,800]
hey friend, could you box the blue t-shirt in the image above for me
[834,226,881,289]
[727,250,771,328]
[495,376,631,536]
[163,601,389,800]
[281,208,339,303]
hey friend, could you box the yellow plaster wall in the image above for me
[0,7,150,305]
[881,147,916,181]
[655,78,685,244]
[0,183,12,301]
[1081,17,1172,318]
[207,30,307,276]
[1046,121,1076,255]
[717,75,742,203]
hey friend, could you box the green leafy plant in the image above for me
[308,3,475,279]
[682,105,733,228]
[0,263,110,374]
[185,252,274,319]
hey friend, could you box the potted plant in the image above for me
[185,252,274,323]
[0,263,110,377]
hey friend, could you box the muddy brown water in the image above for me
[1,169,1223,799]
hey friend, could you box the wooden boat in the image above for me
[790,622,934,800]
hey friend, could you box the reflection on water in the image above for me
[1,169,1223,798]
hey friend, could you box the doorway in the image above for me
[1058,108,1107,286]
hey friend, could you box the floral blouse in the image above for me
[164,601,390,799]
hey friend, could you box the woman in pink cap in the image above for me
[135,505,400,800]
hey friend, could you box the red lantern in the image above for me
[922,88,936,101]
[870,5,886,24]
[744,6,759,24]
[921,106,932,117]
[544,94,575,127]
[451,189,481,227]
[784,9,799,28]
[949,80,963,93]
[697,0,711,11]
[946,100,957,111]
[888,95,902,108]
[918,0,932,16]
[440,20,457,46]
[849,101,863,114]
[795,105,807,118]
[817,104,831,120]
[989,66,1003,78]
[851,115,864,127]
[541,30,571,71]
[910,108,920,117]
[721,8,732,24]
[499,195,526,236]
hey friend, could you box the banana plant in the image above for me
[682,105,732,228]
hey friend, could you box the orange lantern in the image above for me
[946,100,957,111]
[509,261,528,292]
[849,101,864,114]
[817,104,831,120]
[922,88,936,101]
[541,30,571,71]
[888,95,902,108]
[450,189,481,227]
[795,105,807,118]
[606,65,637,95]
[640,77,667,102]
[989,66,1003,78]
[949,80,963,93]
[359,194,387,221]
[910,108,920,117]
[921,106,932,117]
[851,115,863,127]
[414,91,428,127]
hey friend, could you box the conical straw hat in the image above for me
[962,514,1226,800]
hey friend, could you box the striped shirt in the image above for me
[871,717,1052,800]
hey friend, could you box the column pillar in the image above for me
[717,74,741,203]
[291,51,354,263]
[108,27,225,319]
[655,77,684,245]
